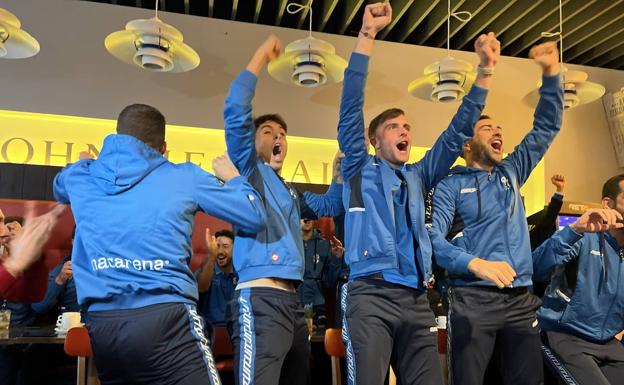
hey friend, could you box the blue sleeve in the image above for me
[428,178,476,275]
[193,167,266,234]
[337,53,370,182]
[224,70,259,177]
[300,182,344,219]
[533,226,583,281]
[502,75,564,186]
[416,85,488,191]
[322,254,343,288]
[52,160,92,204]
[30,264,64,314]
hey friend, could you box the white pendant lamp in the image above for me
[408,0,474,102]
[104,0,200,73]
[523,0,605,110]
[268,1,347,88]
[0,8,40,59]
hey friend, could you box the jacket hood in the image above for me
[90,134,167,195]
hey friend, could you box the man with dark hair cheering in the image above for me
[53,103,266,385]
[533,175,624,385]
[337,2,496,384]
[429,42,563,385]
[223,37,344,385]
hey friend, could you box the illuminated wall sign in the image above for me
[0,109,545,215]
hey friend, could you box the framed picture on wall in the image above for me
[603,88,624,168]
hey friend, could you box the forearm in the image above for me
[196,259,215,293]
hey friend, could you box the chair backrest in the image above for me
[64,326,93,358]
[213,326,233,356]
[325,328,346,358]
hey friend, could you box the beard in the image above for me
[470,140,501,168]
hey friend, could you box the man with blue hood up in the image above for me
[53,104,266,385]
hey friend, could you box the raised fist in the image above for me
[551,174,565,193]
[529,41,560,75]
[256,35,284,62]
[361,2,392,36]
[474,32,500,69]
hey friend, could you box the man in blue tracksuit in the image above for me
[53,104,266,385]
[197,229,238,328]
[223,36,344,385]
[297,219,343,323]
[533,175,624,385]
[338,3,496,384]
[429,42,563,384]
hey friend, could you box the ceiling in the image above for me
[83,0,624,71]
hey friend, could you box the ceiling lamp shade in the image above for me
[408,0,474,103]
[268,36,347,88]
[268,1,347,88]
[0,8,40,59]
[524,68,606,110]
[104,0,199,73]
[408,56,476,102]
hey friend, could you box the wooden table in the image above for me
[0,325,65,345]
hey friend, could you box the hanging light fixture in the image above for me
[104,0,200,73]
[408,0,474,102]
[0,8,40,59]
[268,0,347,88]
[523,0,605,109]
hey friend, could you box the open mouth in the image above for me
[490,139,503,153]
[396,141,409,152]
[272,143,282,156]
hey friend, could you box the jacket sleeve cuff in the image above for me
[348,52,369,74]
[225,175,246,186]
[541,73,561,90]
[553,192,564,201]
[560,225,584,244]
[454,252,477,275]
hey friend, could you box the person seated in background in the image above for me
[2,215,40,327]
[0,209,62,303]
[533,175,624,385]
[530,174,566,250]
[31,252,80,320]
[0,205,66,385]
[297,218,343,328]
[197,229,237,329]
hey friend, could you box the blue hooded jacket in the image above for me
[338,53,488,289]
[224,70,344,284]
[429,74,563,288]
[534,227,624,343]
[53,134,266,311]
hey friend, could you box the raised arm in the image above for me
[300,152,345,219]
[337,2,392,181]
[502,42,563,186]
[417,33,499,190]
[224,36,284,176]
[194,156,266,235]
[533,208,623,280]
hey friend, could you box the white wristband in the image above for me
[477,65,495,76]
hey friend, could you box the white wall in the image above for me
[2,0,623,202]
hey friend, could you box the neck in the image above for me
[219,264,233,275]
[466,156,495,173]
[302,229,314,241]
[608,229,624,247]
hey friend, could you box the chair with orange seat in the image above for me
[63,326,98,385]
[324,328,345,385]
[213,326,234,372]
